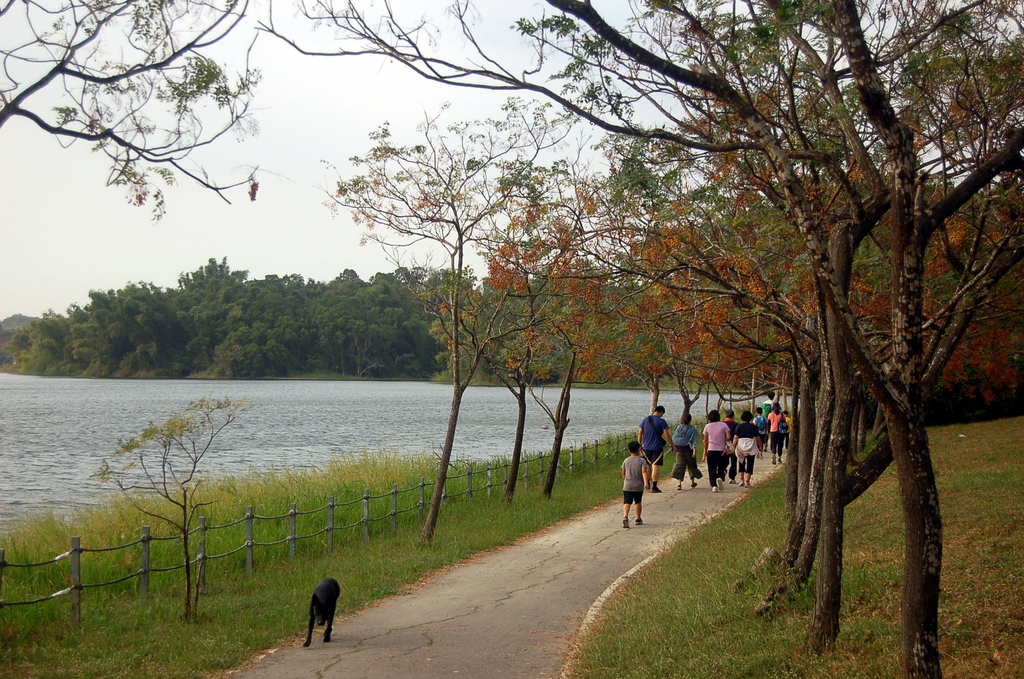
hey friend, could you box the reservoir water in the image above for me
[0,373,686,527]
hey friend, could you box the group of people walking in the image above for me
[621,398,790,527]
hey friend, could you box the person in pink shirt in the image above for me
[767,404,786,464]
[702,409,731,493]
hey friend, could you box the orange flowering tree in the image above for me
[297,2,1024,673]
[328,100,569,541]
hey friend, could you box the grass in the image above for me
[565,417,1024,679]
[0,441,627,679]
[4,418,1021,678]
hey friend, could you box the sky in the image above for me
[0,1,565,321]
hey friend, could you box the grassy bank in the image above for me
[1,443,626,678]
[566,417,1023,678]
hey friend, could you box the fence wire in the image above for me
[0,436,626,622]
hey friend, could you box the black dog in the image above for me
[303,577,340,647]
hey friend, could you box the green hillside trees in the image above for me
[8,260,441,379]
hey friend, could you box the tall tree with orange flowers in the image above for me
[281,2,1024,673]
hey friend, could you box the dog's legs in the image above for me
[303,595,317,647]
[323,600,335,642]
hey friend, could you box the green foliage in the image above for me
[158,56,260,115]
[7,259,443,379]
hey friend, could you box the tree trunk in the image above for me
[504,382,528,502]
[792,358,832,583]
[842,435,892,505]
[675,372,695,417]
[542,356,576,498]
[888,408,944,678]
[648,379,660,413]
[783,355,807,513]
[181,501,193,621]
[757,361,821,616]
[804,333,854,651]
[421,384,467,543]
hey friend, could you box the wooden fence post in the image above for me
[390,484,398,534]
[327,496,335,554]
[418,478,425,523]
[362,490,370,542]
[70,536,81,628]
[245,506,254,576]
[467,463,473,503]
[140,526,150,604]
[487,461,493,498]
[289,503,297,561]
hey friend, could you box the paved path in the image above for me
[226,468,777,679]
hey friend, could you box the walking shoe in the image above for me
[712,486,719,493]
[651,486,662,493]
[772,455,777,465]
[635,518,643,525]
[623,517,630,528]
[691,479,698,488]
[729,479,737,484]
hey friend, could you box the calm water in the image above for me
[0,374,673,526]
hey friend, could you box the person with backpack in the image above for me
[732,410,762,487]
[780,410,792,453]
[754,409,769,451]
[637,405,672,493]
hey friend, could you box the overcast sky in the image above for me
[0,1,566,320]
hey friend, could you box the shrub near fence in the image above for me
[0,434,630,628]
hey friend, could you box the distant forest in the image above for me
[4,259,443,379]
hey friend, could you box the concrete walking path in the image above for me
[226,466,778,679]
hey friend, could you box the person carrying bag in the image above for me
[670,412,703,489]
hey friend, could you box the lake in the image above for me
[0,374,694,527]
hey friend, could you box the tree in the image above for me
[329,101,568,541]
[287,2,1024,675]
[7,258,444,379]
[95,396,249,620]
[1,0,260,215]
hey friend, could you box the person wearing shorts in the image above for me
[638,405,672,493]
[733,410,762,487]
[621,441,651,528]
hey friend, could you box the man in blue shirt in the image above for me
[638,405,672,493]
